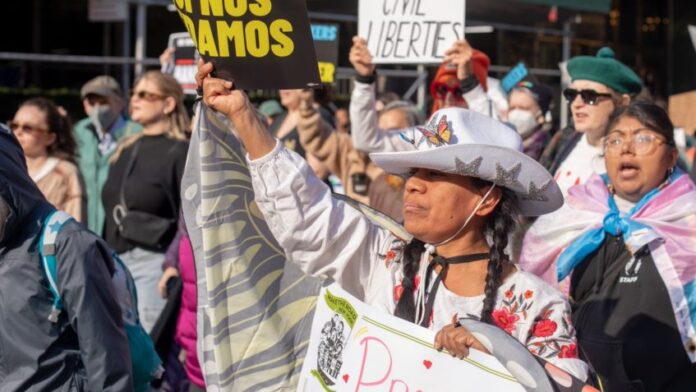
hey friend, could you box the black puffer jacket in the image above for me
[0,125,133,391]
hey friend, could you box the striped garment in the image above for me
[181,105,324,392]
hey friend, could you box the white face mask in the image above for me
[508,109,541,138]
[88,104,119,135]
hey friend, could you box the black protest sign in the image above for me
[311,23,340,84]
[358,0,466,64]
[174,0,321,89]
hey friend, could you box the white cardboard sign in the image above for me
[299,284,524,392]
[358,0,466,64]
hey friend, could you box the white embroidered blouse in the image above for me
[248,141,588,380]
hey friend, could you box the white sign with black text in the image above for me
[358,0,466,64]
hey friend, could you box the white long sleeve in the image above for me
[247,140,395,302]
[349,81,415,154]
[463,85,500,120]
[349,81,500,155]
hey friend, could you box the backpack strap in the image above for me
[39,210,74,323]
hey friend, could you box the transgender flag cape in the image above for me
[520,172,696,362]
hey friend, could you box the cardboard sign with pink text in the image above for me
[298,284,524,392]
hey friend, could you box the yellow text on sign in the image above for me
[175,0,295,58]
[318,62,335,84]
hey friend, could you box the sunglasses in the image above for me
[7,120,47,134]
[129,90,165,102]
[563,88,613,105]
[434,85,464,99]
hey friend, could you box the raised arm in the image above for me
[348,37,412,154]
[198,64,393,300]
[297,91,363,185]
[443,41,499,120]
[199,62,276,160]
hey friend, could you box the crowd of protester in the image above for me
[1,32,695,392]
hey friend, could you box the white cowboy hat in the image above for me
[370,107,563,216]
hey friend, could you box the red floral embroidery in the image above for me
[492,308,520,334]
[394,284,404,302]
[504,289,514,299]
[379,239,405,267]
[528,308,577,359]
[533,319,558,338]
[558,343,578,359]
[524,290,534,299]
[393,275,421,302]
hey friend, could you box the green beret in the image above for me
[567,47,643,95]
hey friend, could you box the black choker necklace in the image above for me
[419,252,490,328]
[431,253,490,267]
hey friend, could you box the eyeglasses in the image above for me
[563,88,613,105]
[129,90,165,102]
[7,120,47,134]
[434,85,464,99]
[603,130,672,156]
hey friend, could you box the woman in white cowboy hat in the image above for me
[198,64,589,381]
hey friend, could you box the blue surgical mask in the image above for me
[88,104,119,135]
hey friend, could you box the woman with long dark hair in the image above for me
[199,64,589,381]
[10,97,84,221]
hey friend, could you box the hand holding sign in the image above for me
[159,47,175,71]
[434,315,490,359]
[349,36,376,78]
[299,89,316,116]
[199,60,276,159]
[199,61,249,119]
[444,40,475,81]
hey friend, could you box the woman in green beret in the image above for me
[540,47,643,197]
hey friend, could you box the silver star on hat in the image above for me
[522,180,552,202]
[494,162,523,190]
[454,157,483,177]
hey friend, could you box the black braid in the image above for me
[393,238,425,322]
[479,187,519,324]
[392,184,518,325]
